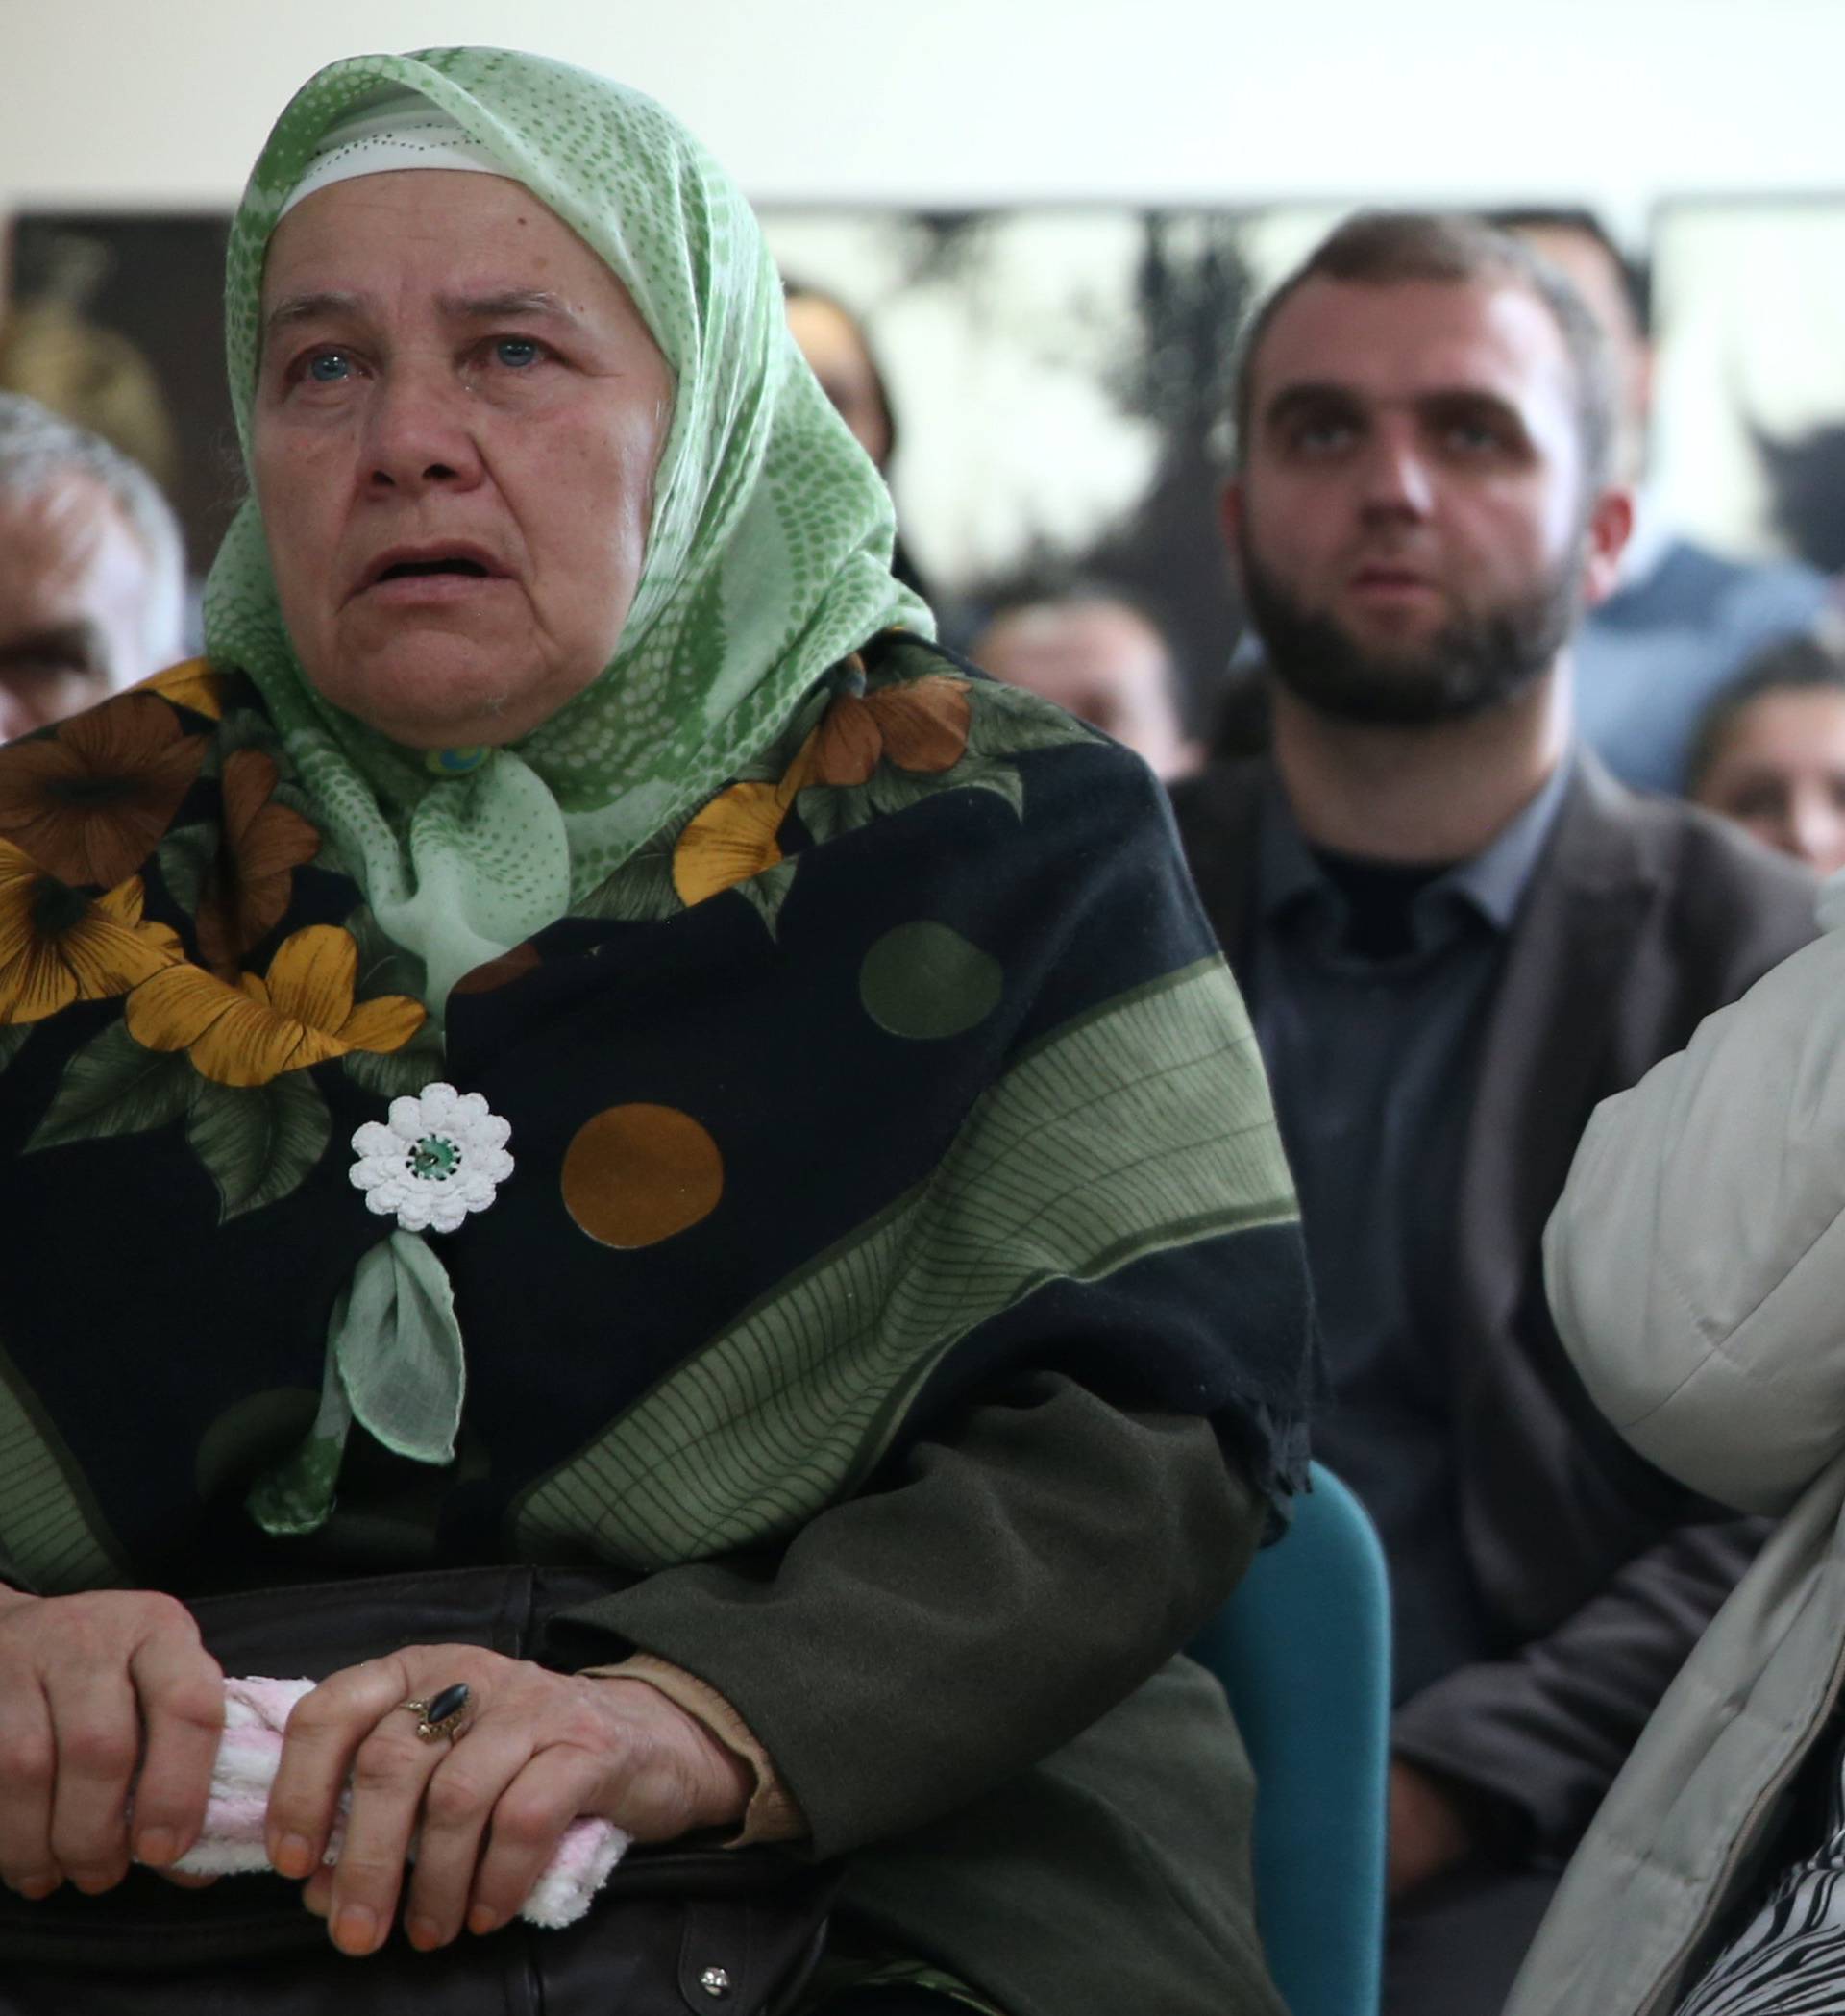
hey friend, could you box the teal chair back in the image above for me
[1190,1463,1390,2016]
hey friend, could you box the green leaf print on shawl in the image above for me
[0,1340,128,1593]
[186,1075,332,1223]
[512,958,1294,1569]
[26,1022,194,1151]
[206,46,929,1008]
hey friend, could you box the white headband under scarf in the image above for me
[279,95,504,218]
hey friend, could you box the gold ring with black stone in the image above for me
[398,1682,470,1742]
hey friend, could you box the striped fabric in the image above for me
[1679,1740,1845,2014]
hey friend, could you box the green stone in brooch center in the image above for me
[409,1134,463,1183]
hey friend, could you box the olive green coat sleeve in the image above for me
[549,1370,1285,2016]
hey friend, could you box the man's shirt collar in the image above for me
[1257,747,1575,944]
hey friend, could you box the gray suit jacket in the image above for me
[1170,749,1819,1859]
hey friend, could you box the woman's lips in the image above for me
[360,572,513,606]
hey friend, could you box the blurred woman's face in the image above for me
[253,170,674,750]
[1694,686,1845,876]
[786,296,891,471]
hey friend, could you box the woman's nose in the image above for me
[361,369,484,494]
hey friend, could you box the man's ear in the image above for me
[1219,478,1246,584]
[1580,484,1635,608]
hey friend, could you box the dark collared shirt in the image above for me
[1248,759,1572,1702]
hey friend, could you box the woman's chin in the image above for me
[306,642,590,750]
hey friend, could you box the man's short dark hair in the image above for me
[1484,207,1652,336]
[1230,210,1618,495]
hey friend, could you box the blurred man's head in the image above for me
[1224,211,1630,733]
[972,588,1200,780]
[0,393,184,741]
[1488,209,1652,486]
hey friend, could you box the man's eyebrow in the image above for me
[1416,387,1525,422]
[0,623,107,675]
[1261,381,1365,427]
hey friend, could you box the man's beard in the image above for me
[1239,536,1583,728]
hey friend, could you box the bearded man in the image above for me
[1170,213,1817,2016]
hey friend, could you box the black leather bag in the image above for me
[0,1566,837,2015]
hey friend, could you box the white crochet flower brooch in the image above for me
[349,1082,514,1234]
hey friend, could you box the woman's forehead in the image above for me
[261,171,600,304]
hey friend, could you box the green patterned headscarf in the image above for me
[206,47,928,1005]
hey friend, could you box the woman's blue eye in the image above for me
[307,352,352,383]
[495,337,540,368]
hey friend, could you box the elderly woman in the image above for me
[0,46,1312,2016]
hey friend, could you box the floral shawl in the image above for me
[0,634,1310,1585]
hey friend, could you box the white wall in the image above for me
[4,0,1844,227]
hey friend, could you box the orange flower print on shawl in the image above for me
[194,750,321,978]
[0,842,182,1025]
[0,693,209,889]
[672,676,973,906]
[672,767,809,907]
[129,658,231,722]
[811,676,972,786]
[125,924,426,1088]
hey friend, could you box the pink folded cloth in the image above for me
[166,1676,628,1930]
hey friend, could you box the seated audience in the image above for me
[1170,210,1816,2016]
[1490,208,1830,795]
[969,584,1201,780]
[1504,879,1845,2016]
[0,391,185,739]
[1686,629,1845,875]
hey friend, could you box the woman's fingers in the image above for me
[126,1631,225,1870]
[401,1722,536,1949]
[322,1718,445,1956]
[44,1660,142,1892]
[0,1678,58,1896]
[266,1659,404,1880]
[0,1588,221,1899]
[270,1653,468,1955]
[461,1743,599,1937]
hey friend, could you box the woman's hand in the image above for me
[0,1586,224,1899]
[264,1646,751,1956]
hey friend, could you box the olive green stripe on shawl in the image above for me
[209,47,926,1007]
[510,958,1294,1571]
[0,1340,129,1593]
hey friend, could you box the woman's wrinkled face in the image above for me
[253,170,675,750]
